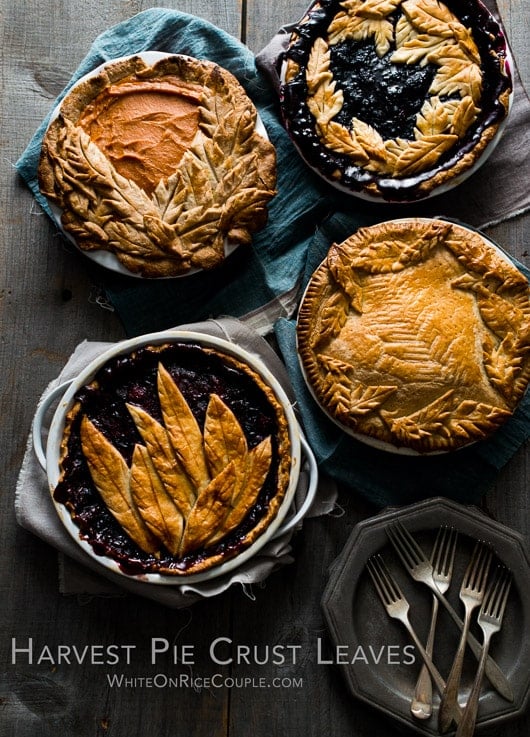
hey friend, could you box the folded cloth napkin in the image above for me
[16,5,530,341]
[274,213,530,508]
[15,318,335,608]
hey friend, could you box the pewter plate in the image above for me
[321,497,530,734]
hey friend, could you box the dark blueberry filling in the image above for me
[331,40,437,140]
[54,342,281,574]
[280,0,511,200]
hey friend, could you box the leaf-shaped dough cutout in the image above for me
[179,461,238,556]
[126,402,195,517]
[130,444,184,556]
[208,436,273,545]
[80,417,159,554]
[203,394,248,478]
[157,363,210,492]
[394,134,457,175]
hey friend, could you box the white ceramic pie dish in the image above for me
[33,330,318,585]
[41,51,271,279]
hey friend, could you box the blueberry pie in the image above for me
[54,341,292,575]
[281,0,512,201]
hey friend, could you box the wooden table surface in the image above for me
[1,2,528,736]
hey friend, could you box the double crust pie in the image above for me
[280,0,512,201]
[297,219,530,453]
[38,54,277,277]
[54,342,292,576]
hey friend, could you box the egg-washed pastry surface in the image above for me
[281,0,512,201]
[38,55,277,277]
[54,342,291,576]
[297,219,530,453]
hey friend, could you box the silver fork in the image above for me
[455,566,512,737]
[438,541,492,733]
[411,526,458,721]
[366,555,463,725]
[386,520,513,702]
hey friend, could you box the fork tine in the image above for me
[463,541,491,589]
[432,526,458,575]
[387,521,424,568]
[482,566,512,619]
[367,555,403,604]
[476,547,493,592]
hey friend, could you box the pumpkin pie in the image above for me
[39,54,277,276]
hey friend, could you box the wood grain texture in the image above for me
[1,1,529,736]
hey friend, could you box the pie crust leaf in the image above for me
[179,461,238,556]
[394,133,458,176]
[80,416,159,554]
[207,436,273,546]
[320,121,369,161]
[129,444,184,555]
[203,393,248,478]
[126,402,196,517]
[450,97,480,138]
[401,0,457,38]
[430,53,482,102]
[319,291,351,343]
[328,248,364,311]
[157,363,210,493]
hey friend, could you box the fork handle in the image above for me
[432,587,513,702]
[455,636,492,737]
[411,596,438,719]
[438,606,474,733]
[403,619,463,724]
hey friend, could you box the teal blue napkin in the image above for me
[15,8,332,336]
[275,213,530,507]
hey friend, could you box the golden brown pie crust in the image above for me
[38,55,277,277]
[297,219,530,453]
[57,344,292,576]
[281,0,512,200]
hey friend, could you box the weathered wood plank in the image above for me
[1,1,529,737]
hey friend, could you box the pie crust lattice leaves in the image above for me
[297,219,530,452]
[304,0,482,178]
[79,363,273,556]
[39,56,277,277]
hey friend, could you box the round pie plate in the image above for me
[321,497,530,734]
[296,217,529,456]
[279,0,514,203]
[32,330,318,585]
[42,51,270,279]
